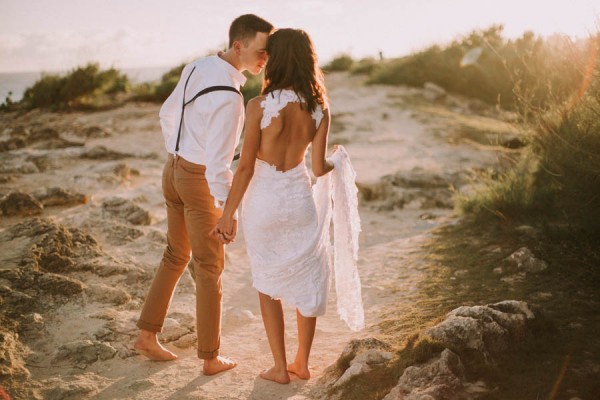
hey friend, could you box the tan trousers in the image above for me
[137,154,224,359]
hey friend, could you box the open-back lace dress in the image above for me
[241,89,364,330]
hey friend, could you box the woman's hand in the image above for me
[210,217,237,244]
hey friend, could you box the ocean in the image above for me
[0,66,171,103]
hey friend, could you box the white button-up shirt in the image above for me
[159,55,246,209]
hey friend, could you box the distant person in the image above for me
[212,28,364,384]
[134,14,273,376]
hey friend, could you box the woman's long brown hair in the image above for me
[262,29,327,113]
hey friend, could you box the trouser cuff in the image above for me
[136,319,162,333]
[197,348,220,360]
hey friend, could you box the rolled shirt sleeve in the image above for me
[203,94,245,216]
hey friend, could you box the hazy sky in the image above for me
[1,0,598,73]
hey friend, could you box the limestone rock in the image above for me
[172,333,198,349]
[383,349,467,400]
[80,145,134,160]
[38,273,85,296]
[34,187,90,207]
[350,348,393,366]
[0,191,43,216]
[53,340,117,365]
[102,197,151,225]
[85,283,131,305]
[505,247,547,273]
[334,363,369,387]
[425,300,534,363]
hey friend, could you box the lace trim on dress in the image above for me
[260,89,325,130]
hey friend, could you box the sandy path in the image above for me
[0,72,513,399]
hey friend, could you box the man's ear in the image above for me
[232,40,242,55]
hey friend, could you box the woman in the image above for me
[212,28,363,384]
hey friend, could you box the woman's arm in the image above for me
[212,97,262,240]
[311,108,334,177]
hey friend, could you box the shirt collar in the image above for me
[213,54,247,87]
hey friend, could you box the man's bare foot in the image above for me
[259,366,291,384]
[203,355,237,376]
[134,332,177,361]
[287,362,311,380]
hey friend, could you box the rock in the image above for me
[0,158,39,174]
[37,273,85,296]
[158,318,190,342]
[172,333,197,348]
[423,82,447,102]
[0,330,30,379]
[85,283,131,305]
[336,338,393,369]
[334,363,369,387]
[82,126,110,138]
[383,349,468,400]
[34,187,90,207]
[505,247,547,273]
[425,301,535,364]
[0,137,26,151]
[53,340,117,365]
[350,349,393,366]
[29,137,84,150]
[102,223,144,245]
[0,191,43,216]
[44,379,99,400]
[102,197,151,225]
[80,146,133,160]
[28,127,59,142]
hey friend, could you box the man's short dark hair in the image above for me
[229,14,273,48]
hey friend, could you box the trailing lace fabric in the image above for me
[260,89,325,130]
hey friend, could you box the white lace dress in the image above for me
[241,89,364,330]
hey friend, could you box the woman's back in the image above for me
[255,89,325,172]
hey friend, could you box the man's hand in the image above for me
[209,217,237,244]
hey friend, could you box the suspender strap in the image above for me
[174,66,243,153]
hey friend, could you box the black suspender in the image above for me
[174,66,243,154]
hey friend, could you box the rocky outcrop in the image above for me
[33,187,90,207]
[320,301,536,400]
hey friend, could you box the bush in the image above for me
[132,62,263,106]
[19,63,130,111]
[368,25,589,110]
[458,34,600,238]
[350,57,380,75]
[323,54,355,73]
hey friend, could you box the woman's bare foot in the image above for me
[203,355,237,376]
[259,366,290,384]
[134,331,177,361]
[287,362,311,380]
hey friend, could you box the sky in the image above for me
[1,0,599,73]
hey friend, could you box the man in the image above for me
[134,14,273,376]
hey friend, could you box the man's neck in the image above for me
[219,50,243,72]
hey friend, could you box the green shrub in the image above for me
[323,54,355,73]
[20,63,130,111]
[350,57,380,75]
[132,62,262,105]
